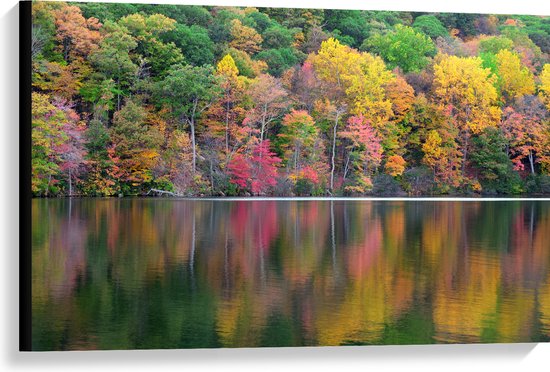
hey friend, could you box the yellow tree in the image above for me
[207,54,248,156]
[308,38,361,190]
[346,53,396,153]
[229,19,263,54]
[346,53,394,123]
[540,64,550,110]
[433,54,501,172]
[385,155,407,177]
[385,75,415,123]
[422,130,444,174]
[496,49,535,102]
[308,38,395,190]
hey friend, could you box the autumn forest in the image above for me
[31,2,550,197]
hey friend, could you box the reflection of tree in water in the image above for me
[31,199,550,350]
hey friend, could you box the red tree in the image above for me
[227,140,281,195]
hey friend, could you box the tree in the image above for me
[161,24,214,66]
[88,21,138,111]
[230,19,263,54]
[433,54,501,173]
[53,4,102,62]
[384,75,415,122]
[227,140,281,195]
[413,15,448,39]
[110,100,163,193]
[119,13,183,76]
[307,38,362,190]
[313,99,348,192]
[246,74,289,142]
[53,99,87,196]
[83,119,119,196]
[262,25,294,49]
[156,64,220,173]
[501,97,549,175]
[308,39,394,130]
[540,64,550,110]
[470,127,521,194]
[363,24,436,73]
[495,49,535,102]
[255,48,301,77]
[32,60,83,101]
[422,130,444,172]
[386,155,406,177]
[422,129,459,188]
[479,36,514,54]
[214,54,246,155]
[346,52,395,123]
[278,110,318,171]
[163,130,195,194]
[32,93,84,196]
[227,47,268,78]
[339,115,383,193]
[307,38,363,96]
[322,9,371,47]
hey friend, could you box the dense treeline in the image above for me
[31,2,550,196]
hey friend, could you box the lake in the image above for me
[31,198,550,350]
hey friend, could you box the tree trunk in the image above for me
[528,150,535,175]
[343,150,352,181]
[190,99,198,173]
[225,98,230,155]
[68,168,73,197]
[209,158,214,194]
[190,120,196,173]
[461,133,469,174]
[330,113,340,191]
[294,145,300,171]
[46,173,51,197]
[260,103,268,143]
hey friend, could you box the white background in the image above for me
[1,0,549,370]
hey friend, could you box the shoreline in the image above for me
[31,196,550,201]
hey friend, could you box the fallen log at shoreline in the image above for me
[146,188,182,197]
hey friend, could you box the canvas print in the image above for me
[23,0,550,350]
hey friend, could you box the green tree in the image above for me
[470,127,522,194]
[479,36,514,54]
[119,13,183,76]
[256,48,301,76]
[88,21,137,110]
[155,64,221,173]
[363,24,436,73]
[162,24,215,66]
[413,15,448,39]
[262,25,294,49]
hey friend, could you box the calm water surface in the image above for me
[31,199,550,350]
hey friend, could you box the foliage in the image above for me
[479,36,514,54]
[495,49,535,101]
[413,15,448,39]
[386,155,407,177]
[227,140,281,195]
[110,100,163,194]
[540,64,550,110]
[470,127,523,194]
[30,3,550,196]
[162,24,215,66]
[364,24,436,73]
